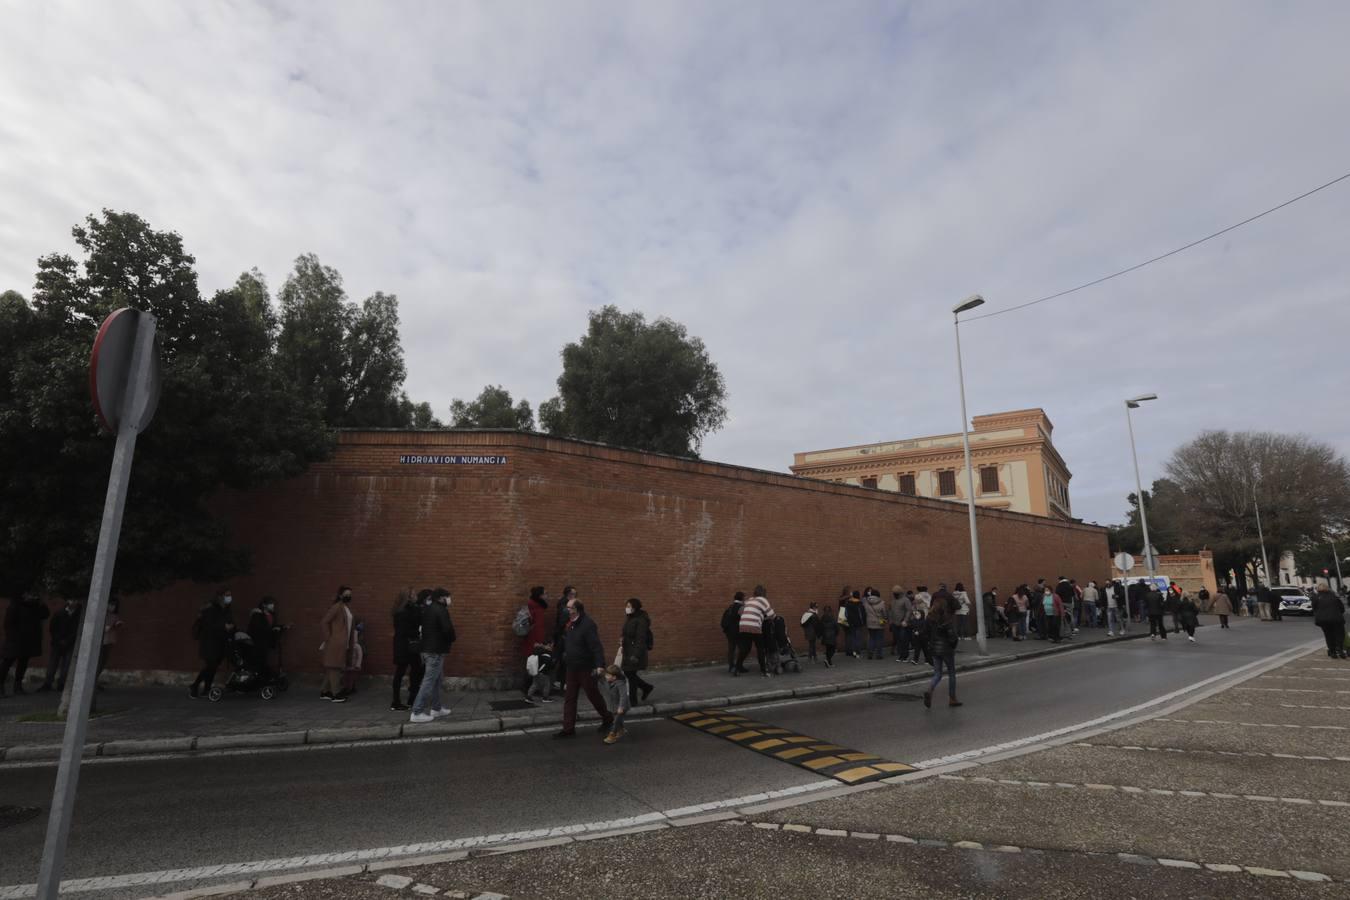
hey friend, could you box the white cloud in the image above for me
[2,0,1348,524]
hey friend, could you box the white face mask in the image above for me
[223,595,232,606]
[625,605,633,615]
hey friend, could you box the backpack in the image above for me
[511,604,533,637]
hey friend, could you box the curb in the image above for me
[0,632,1149,763]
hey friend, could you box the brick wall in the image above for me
[103,431,1110,679]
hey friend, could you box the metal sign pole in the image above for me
[36,317,156,900]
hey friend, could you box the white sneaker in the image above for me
[432,707,452,719]
[1188,636,1196,643]
[409,713,434,724]
[1107,631,1115,636]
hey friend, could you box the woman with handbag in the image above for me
[619,598,655,705]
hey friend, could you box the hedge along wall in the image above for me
[108,430,1109,680]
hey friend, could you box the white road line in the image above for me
[1156,717,1347,731]
[1236,687,1350,694]
[1259,674,1350,682]
[1069,742,1350,763]
[935,775,1349,808]
[0,781,837,899]
[910,640,1321,769]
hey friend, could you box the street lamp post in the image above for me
[953,294,988,657]
[1253,480,1272,587]
[1124,394,1159,583]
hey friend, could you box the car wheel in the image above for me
[260,685,276,701]
[207,686,224,702]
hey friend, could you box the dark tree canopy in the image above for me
[539,306,727,457]
[449,385,534,430]
[0,211,437,597]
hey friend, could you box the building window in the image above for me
[898,473,916,495]
[861,476,878,489]
[980,466,999,494]
[938,470,957,496]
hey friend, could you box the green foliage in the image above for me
[540,306,727,457]
[449,385,534,430]
[1106,479,1188,555]
[0,213,345,596]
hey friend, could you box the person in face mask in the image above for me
[189,590,236,699]
[248,596,285,678]
[320,586,355,702]
[618,598,655,706]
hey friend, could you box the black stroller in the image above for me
[766,615,802,674]
[208,632,282,702]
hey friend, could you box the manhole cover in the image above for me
[873,692,923,702]
[0,807,41,830]
[489,699,535,712]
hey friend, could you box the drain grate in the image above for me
[0,807,41,830]
[873,691,924,702]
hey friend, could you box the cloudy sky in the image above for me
[3,1,1348,525]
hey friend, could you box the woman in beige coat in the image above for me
[320,586,354,702]
[1212,589,1233,630]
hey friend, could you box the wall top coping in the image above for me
[332,429,1106,536]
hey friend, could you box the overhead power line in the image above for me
[966,169,1350,322]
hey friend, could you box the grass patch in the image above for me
[17,708,127,723]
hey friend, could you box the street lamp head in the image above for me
[1126,393,1158,406]
[953,294,985,315]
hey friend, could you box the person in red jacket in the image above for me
[519,586,551,698]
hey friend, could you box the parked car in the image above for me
[1272,587,1314,616]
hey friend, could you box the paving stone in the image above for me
[376,874,414,889]
[411,885,440,895]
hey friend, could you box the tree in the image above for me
[539,306,727,457]
[0,211,332,597]
[399,395,442,429]
[1164,430,1350,588]
[1106,479,1188,556]
[449,385,534,430]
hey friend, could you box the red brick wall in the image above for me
[109,431,1110,679]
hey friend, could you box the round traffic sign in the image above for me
[89,308,161,433]
[1113,551,1136,573]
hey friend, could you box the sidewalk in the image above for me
[0,623,1154,762]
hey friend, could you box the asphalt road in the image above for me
[0,617,1321,893]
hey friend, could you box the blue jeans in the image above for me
[928,652,956,699]
[846,626,862,654]
[1108,608,1123,632]
[413,652,443,714]
[867,629,884,655]
[891,625,909,659]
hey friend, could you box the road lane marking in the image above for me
[1069,742,1350,763]
[671,709,915,784]
[934,775,1350,808]
[1155,717,1347,730]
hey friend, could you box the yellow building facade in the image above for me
[790,409,1074,520]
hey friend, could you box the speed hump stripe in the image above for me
[670,708,915,785]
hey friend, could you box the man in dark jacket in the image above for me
[40,599,81,692]
[1145,586,1167,640]
[552,586,577,690]
[1164,587,1182,634]
[721,592,745,673]
[189,591,235,699]
[409,588,456,723]
[1,593,49,696]
[554,598,611,738]
[391,589,426,711]
[1312,588,1347,659]
[247,596,284,677]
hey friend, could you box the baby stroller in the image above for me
[208,632,281,702]
[766,615,802,675]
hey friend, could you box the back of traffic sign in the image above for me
[89,308,161,433]
[1113,551,1136,573]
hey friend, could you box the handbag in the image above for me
[613,648,623,668]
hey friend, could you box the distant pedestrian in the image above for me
[518,586,550,696]
[619,598,654,705]
[409,587,456,723]
[982,587,998,639]
[319,586,355,702]
[1081,582,1100,629]
[1106,581,1123,635]
[1212,589,1233,629]
[1014,587,1030,640]
[40,599,81,692]
[1178,594,1199,643]
[722,592,745,674]
[1198,587,1211,612]
[525,643,555,703]
[189,591,235,699]
[1043,586,1063,642]
[953,583,971,642]
[1165,588,1182,634]
[800,603,820,662]
[1055,578,1076,637]
[736,587,776,677]
[391,589,426,711]
[888,587,912,660]
[553,586,578,690]
[844,591,865,658]
[863,588,887,659]
[1312,588,1347,659]
[553,597,611,738]
[818,605,838,667]
[601,664,631,744]
[908,601,933,666]
[96,596,123,690]
[0,592,48,697]
[923,591,961,709]
[1146,586,1167,640]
